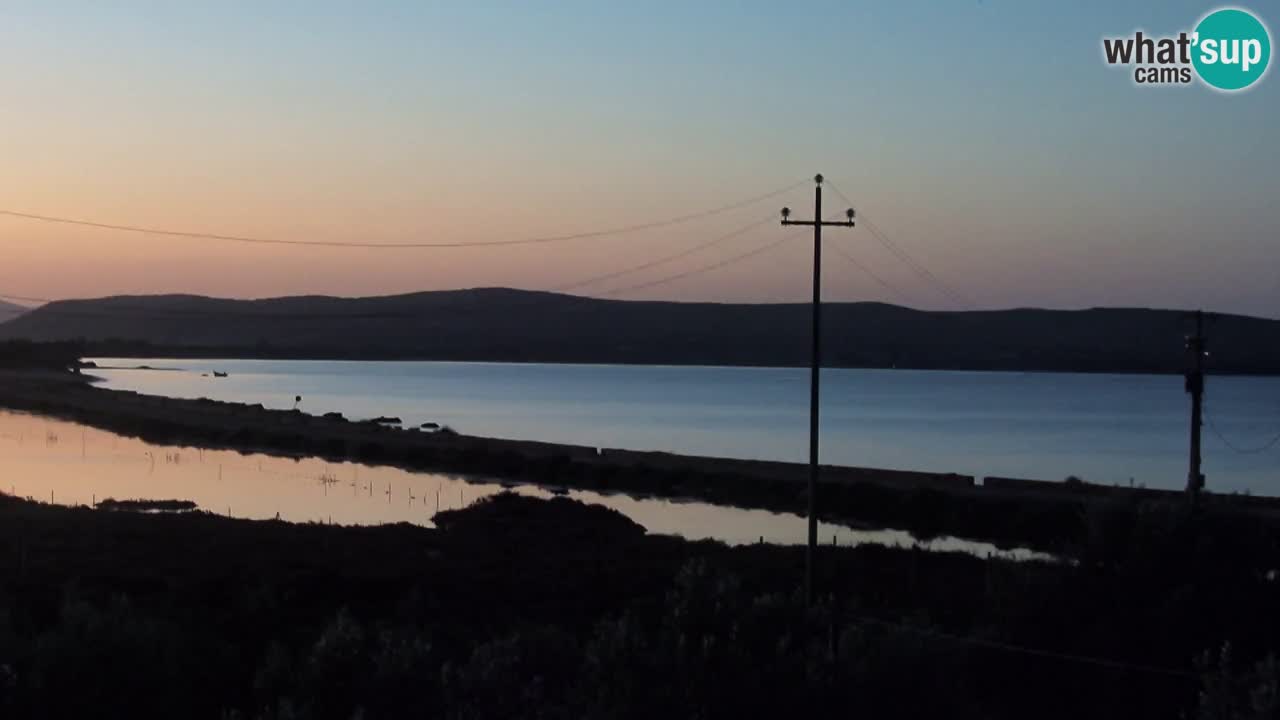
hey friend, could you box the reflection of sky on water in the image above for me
[89,360,1280,493]
[0,410,1047,560]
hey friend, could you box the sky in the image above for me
[0,1,1276,315]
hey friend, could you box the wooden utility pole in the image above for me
[781,174,855,605]
[1185,310,1207,505]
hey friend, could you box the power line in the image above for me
[1205,409,1280,455]
[599,229,801,297]
[0,293,51,306]
[824,181,975,308]
[0,179,807,250]
[828,240,913,305]
[597,209,849,298]
[861,216,974,308]
[550,215,775,293]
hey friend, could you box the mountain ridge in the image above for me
[0,300,28,321]
[1,288,1275,374]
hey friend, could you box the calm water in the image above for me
[88,359,1280,494]
[0,410,1041,557]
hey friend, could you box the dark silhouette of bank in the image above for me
[1,490,1278,719]
[0,300,27,323]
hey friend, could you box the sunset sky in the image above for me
[1,1,1276,315]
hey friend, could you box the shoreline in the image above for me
[87,351,1280,379]
[81,349,1280,377]
[1,368,1273,554]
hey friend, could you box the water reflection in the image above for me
[90,358,1280,494]
[0,411,1049,560]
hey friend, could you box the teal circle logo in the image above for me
[1192,8,1271,91]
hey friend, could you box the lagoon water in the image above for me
[88,359,1280,494]
[0,410,1045,557]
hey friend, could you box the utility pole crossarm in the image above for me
[779,173,856,607]
[781,219,855,227]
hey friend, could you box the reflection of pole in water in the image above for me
[436,487,440,513]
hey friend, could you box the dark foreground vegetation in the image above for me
[93,497,199,513]
[3,288,1278,373]
[0,341,82,372]
[1,492,1280,718]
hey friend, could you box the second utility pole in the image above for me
[1185,309,1207,507]
[782,174,855,605]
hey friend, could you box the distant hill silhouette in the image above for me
[0,300,28,322]
[0,288,1276,373]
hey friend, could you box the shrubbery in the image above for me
[1,493,1279,718]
